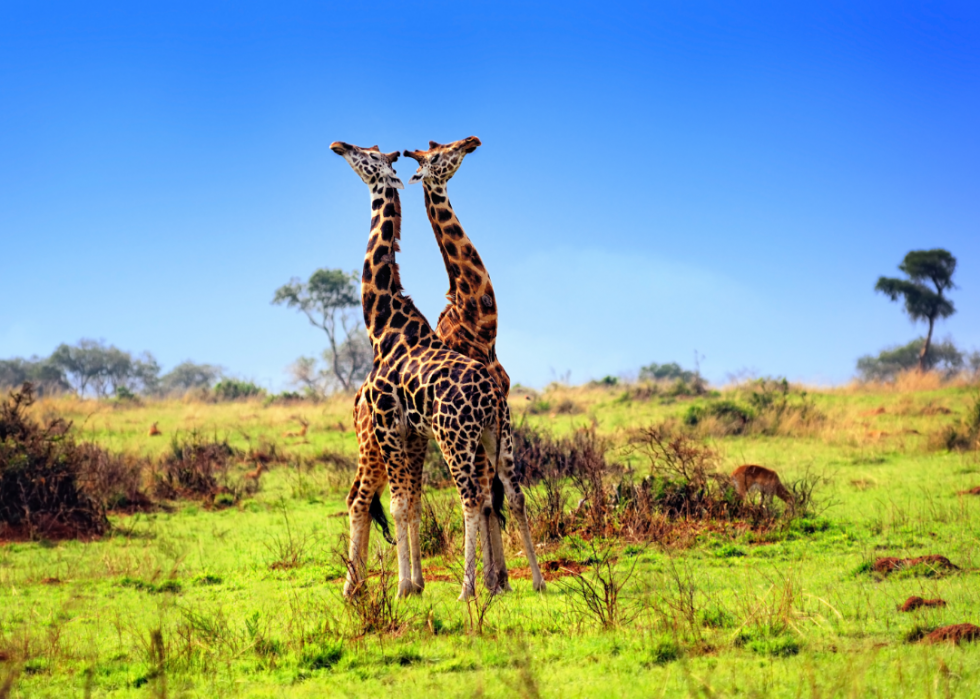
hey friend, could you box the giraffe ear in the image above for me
[429,140,441,149]
[408,165,429,185]
[388,175,405,189]
[384,151,400,163]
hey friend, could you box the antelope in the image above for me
[148,422,162,437]
[283,417,309,438]
[731,464,795,511]
[244,462,267,481]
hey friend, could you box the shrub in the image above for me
[153,431,237,501]
[212,380,265,401]
[0,383,109,538]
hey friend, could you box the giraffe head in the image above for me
[403,136,481,185]
[330,142,404,189]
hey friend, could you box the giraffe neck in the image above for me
[422,180,498,350]
[361,183,432,353]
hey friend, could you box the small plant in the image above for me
[559,539,639,629]
[341,544,405,637]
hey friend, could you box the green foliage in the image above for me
[212,379,265,401]
[684,400,754,431]
[119,576,183,594]
[735,629,801,657]
[157,361,222,395]
[300,642,344,670]
[639,361,696,383]
[644,636,681,665]
[857,337,963,380]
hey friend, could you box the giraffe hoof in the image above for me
[533,578,547,593]
[411,578,426,594]
[457,587,476,602]
[397,579,416,598]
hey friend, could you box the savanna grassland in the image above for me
[2,376,980,698]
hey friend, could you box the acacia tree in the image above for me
[272,268,370,393]
[875,249,957,372]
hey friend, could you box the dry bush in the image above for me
[0,383,109,539]
[338,543,405,637]
[685,378,823,439]
[75,444,154,513]
[419,493,460,557]
[559,538,640,629]
[930,392,980,452]
[514,422,615,538]
[152,431,237,502]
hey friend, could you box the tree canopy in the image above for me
[874,249,957,372]
[273,268,370,393]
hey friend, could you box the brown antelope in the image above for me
[244,462,266,481]
[731,464,795,511]
[283,417,309,438]
[148,422,162,437]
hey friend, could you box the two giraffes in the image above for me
[330,137,545,600]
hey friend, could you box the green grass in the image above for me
[2,383,980,696]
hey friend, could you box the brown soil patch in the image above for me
[874,555,958,574]
[860,407,887,416]
[421,566,455,582]
[510,558,587,581]
[925,624,980,644]
[40,577,62,585]
[958,486,980,496]
[900,596,947,612]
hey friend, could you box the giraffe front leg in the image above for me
[487,510,511,593]
[459,500,481,601]
[479,509,499,593]
[407,435,427,593]
[502,479,545,592]
[389,487,418,598]
[408,490,425,593]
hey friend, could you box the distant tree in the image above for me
[639,362,696,383]
[875,249,957,372]
[157,361,222,395]
[48,340,160,397]
[273,268,369,393]
[0,357,69,395]
[857,337,964,381]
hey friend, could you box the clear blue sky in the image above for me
[2,1,978,389]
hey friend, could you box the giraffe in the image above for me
[330,141,543,599]
[403,136,516,590]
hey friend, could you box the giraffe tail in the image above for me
[369,492,395,545]
[491,390,507,527]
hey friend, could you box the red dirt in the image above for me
[958,486,980,496]
[40,577,62,585]
[509,558,587,581]
[873,555,958,574]
[925,624,980,644]
[900,596,947,612]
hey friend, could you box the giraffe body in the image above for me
[332,141,522,599]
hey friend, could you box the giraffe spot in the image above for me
[437,208,452,222]
[381,220,394,238]
[481,294,494,308]
[429,206,437,218]
[430,192,446,205]
[362,261,373,283]
[372,198,384,210]
[444,241,457,257]
[371,215,379,228]
[385,187,396,198]
[389,312,407,329]
[383,203,397,217]
[444,224,463,238]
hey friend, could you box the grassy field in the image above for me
[2,378,980,697]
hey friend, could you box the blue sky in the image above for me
[1,1,978,389]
